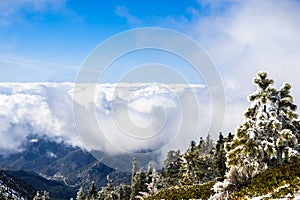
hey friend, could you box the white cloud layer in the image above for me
[0,82,215,158]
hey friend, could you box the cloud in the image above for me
[0,0,67,26]
[0,82,214,160]
[190,0,300,132]
[115,6,141,25]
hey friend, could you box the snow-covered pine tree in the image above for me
[130,158,138,200]
[163,150,181,168]
[272,82,300,165]
[43,191,50,200]
[33,191,43,200]
[222,71,300,192]
[204,134,214,154]
[76,186,85,200]
[130,159,148,200]
[146,163,153,184]
[98,184,118,200]
[180,141,204,185]
[161,150,182,188]
[117,184,131,200]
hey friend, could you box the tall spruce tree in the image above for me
[223,71,300,192]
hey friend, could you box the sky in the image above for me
[0,0,205,82]
[1,0,300,86]
[0,0,300,169]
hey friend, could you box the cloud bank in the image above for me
[0,82,214,159]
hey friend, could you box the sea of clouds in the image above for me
[0,82,222,158]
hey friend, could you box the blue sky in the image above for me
[0,0,300,89]
[0,0,214,82]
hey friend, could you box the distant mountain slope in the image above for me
[0,139,131,192]
[4,170,76,200]
[0,170,36,200]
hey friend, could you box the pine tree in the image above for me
[118,184,131,200]
[164,150,181,167]
[180,141,204,185]
[222,71,300,192]
[33,191,43,200]
[43,191,50,200]
[98,184,118,200]
[130,158,138,200]
[161,150,182,188]
[87,182,98,200]
[204,134,214,153]
[214,132,227,178]
[76,186,85,200]
[130,159,148,200]
[146,163,153,184]
[197,137,205,153]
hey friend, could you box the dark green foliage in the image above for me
[87,182,98,200]
[161,150,182,188]
[181,140,205,185]
[144,181,215,200]
[214,132,227,178]
[228,161,300,199]
[117,184,131,200]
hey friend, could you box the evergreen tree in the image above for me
[43,191,50,200]
[33,191,43,200]
[87,182,98,200]
[204,134,214,153]
[180,141,204,185]
[76,186,85,200]
[146,163,153,184]
[161,150,182,188]
[98,185,118,200]
[130,158,138,200]
[223,71,300,192]
[139,166,161,198]
[118,184,131,200]
[164,150,181,167]
[130,159,148,199]
[214,132,227,178]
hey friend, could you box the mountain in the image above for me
[4,170,76,200]
[0,170,36,200]
[0,139,131,199]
